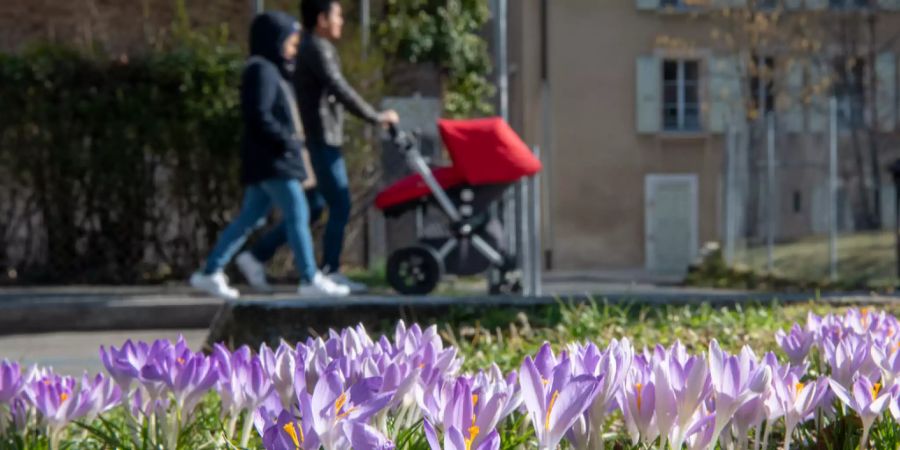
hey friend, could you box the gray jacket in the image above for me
[295,32,379,147]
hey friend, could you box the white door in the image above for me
[645,175,699,273]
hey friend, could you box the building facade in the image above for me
[507,0,900,274]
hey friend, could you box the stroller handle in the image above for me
[387,123,416,152]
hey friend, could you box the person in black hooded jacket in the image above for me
[230,0,399,295]
[190,11,349,299]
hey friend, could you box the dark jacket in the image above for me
[295,32,379,148]
[240,12,307,185]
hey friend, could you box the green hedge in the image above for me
[0,43,249,284]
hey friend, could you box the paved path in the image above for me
[0,329,209,376]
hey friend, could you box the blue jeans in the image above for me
[202,179,317,282]
[250,144,350,272]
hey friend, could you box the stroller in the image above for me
[375,117,542,295]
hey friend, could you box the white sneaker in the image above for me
[299,272,350,297]
[327,272,368,294]
[190,271,240,300]
[236,252,273,293]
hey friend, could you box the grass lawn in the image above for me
[438,299,894,372]
[732,230,899,288]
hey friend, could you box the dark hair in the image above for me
[301,0,339,29]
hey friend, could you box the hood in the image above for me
[249,11,300,70]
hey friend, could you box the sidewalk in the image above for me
[1,273,897,335]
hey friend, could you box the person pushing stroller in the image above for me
[234,0,399,294]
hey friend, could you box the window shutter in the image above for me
[636,0,660,10]
[780,60,805,132]
[636,56,662,134]
[806,0,828,9]
[708,55,743,133]
[808,62,830,133]
[876,52,897,132]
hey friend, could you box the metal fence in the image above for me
[721,98,899,287]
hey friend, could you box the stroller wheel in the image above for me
[387,246,444,296]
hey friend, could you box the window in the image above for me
[834,58,865,129]
[663,60,701,131]
[749,56,775,119]
[660,0,706,9]
[793,190,802,213]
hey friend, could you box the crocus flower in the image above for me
[0,360,23,404]
[707,341,771,449]
[81,373,122,421]
[520,345,599,450]
[259,409,319,450]
[260,342,301,410]
[823,333,879,392]
[425,420,499,450]
[829,376,891,450]
[570,339,633,450]
[28,373,92,449]
[140,337,218,418]
[430,376,509,450]
[617,354,657,445]
[775,324,815,366]
[650,342,712,450]
[345,421,395,450]
[301,365,393,450]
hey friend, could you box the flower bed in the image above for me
[1,308,899,449]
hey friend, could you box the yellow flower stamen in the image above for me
[541,377,549,386]
[282,421,303,448]
[335,392,348,416]
[334,392,358,420]
[872,382,882,400]
[60,392,69,403]
[545,391,560,430]
[176,357,186,365]
[472,394,479,407]
[465,425,480,450]
[795,382,804,394]
[635,383,643,411]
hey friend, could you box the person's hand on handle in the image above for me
[378,109,400,128]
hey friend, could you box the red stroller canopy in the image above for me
[438,117,542,185]
[375,117,541,211]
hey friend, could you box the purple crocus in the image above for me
[650,342,712,450]
[617,354,657,445]
[829,376,891,450]
[0,360,24,404]
[428,376,509,450]
[775,324,815,366]
[707,341,771,449]
[140,337,218,418]
[823,334,879,391]
[260,342,301,410]
[259,408,319,450]
[425,420,499,450]
[28,373,92,449]
[301,364,394,449]
[570,339,633,450]
[81,373,122,421]
[519,345,599,450]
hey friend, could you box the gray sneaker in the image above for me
[327,272,368,294]
[236,252,273,293]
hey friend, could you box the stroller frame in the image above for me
[384,126,520,295]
